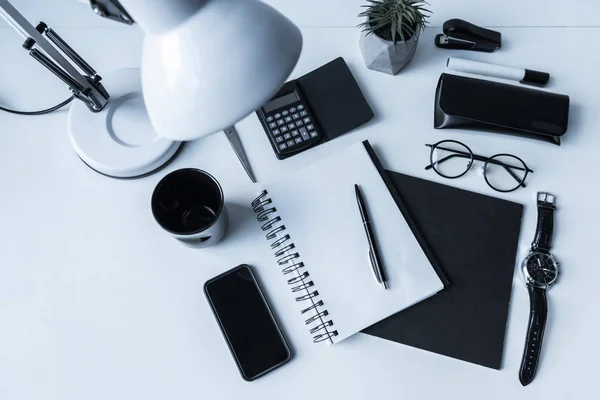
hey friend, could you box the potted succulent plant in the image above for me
[358,0,431,75]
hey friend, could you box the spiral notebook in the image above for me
[251,141,444,344]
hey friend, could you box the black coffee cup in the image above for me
[151,168,228,247]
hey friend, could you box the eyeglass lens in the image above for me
[484,154,528,192]
[431,140,473,178]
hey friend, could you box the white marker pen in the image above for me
[446,57,550,87]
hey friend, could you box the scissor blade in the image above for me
[224,126,256,183]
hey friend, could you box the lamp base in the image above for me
[68,68,182,178]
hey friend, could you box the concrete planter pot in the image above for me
[359,25,421,75]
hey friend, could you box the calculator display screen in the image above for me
[263,92,300,113]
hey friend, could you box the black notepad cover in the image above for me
[362,143,523,369]
[297,57,374,139]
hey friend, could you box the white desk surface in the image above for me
[1,2,598,399]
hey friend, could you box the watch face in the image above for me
[523,252,559,287]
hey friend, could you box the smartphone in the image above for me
[204,265,292,381]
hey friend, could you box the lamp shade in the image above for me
[119,0,302,141]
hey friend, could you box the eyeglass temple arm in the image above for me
[426,144,533,173]
[477,155,535,187]
[424,145,533,187]
[473,155,533,172]
[424,152,471,170]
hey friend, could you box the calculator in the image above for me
[257,83,321,159]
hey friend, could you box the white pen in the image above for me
[446,57,550,87]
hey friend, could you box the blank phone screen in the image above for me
[205,266,290,380]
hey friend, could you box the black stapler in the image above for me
[435,19,501,52]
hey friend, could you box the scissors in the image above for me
[224,126,256,183]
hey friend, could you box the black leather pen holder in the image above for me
[434,73,570,145]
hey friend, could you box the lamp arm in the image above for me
[0,0,110,112]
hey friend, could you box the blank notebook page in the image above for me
[266,142,444,344]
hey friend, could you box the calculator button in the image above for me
[292,113,300,120]
[287,140,295,147]
[290,107,297,113]
[283,133,292,140]
[266,116,274,122]
[299,127,310,140]
[295,120,303,127]
[276,136,284,143]
[306,124,314,131]
[310,131,319,138]
[300,110,308,116]
[281,126,288,132]
[291,130,299,137]
[303,117,311,124]
[279,143,287,150]
[275,113,281,119]
[277,119,285,126]
[297,105,304,110]
[272,129,280,135]
[282,110,289,116]
[285,116,293,122]
[294,137,303,144]
[269,122,277,129]
[288,123,296,130]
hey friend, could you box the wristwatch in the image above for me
[519,192,559,386]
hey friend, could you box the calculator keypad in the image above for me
[299,127,310,140]
[262,102,320,155]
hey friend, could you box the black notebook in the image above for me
[362,143,523,369]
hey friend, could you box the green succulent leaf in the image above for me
[357,0,431,45]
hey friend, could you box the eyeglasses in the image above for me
[424,140,534,193]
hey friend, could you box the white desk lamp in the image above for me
[0,0,302,178]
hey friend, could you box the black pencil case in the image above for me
[434,73,570,145]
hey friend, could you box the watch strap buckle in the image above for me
[537,192,556,207]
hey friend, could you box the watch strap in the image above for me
[519,285,548,386]
[532,192,556,252]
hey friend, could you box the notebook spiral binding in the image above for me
[252,190,338,343]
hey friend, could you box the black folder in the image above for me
[362,142,523,370]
